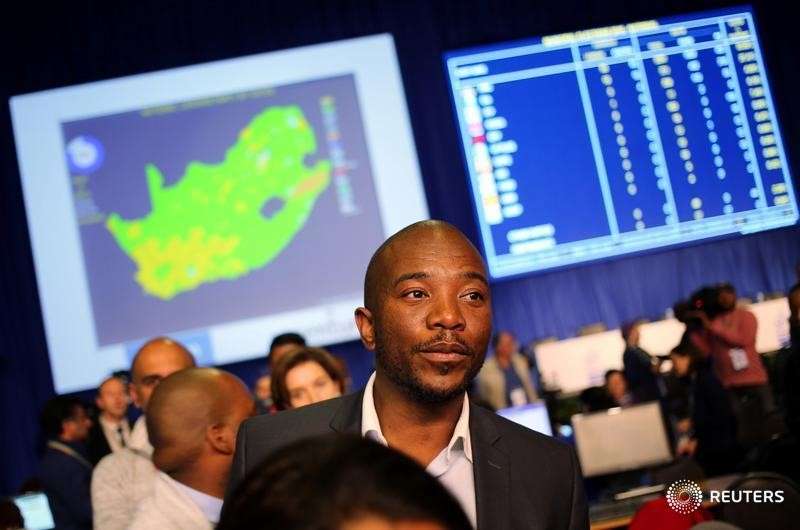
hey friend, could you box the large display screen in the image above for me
[11,34,427,393]
[445,7,797,279]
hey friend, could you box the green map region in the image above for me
[106,106,331,300]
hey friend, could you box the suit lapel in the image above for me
[471,406,510,530]
[329,390,364,433]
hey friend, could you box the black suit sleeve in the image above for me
[567,447,589,530]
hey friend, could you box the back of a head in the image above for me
[146,368,252,474]
[219,434,472,530]
[269,333,306,355]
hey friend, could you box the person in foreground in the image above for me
[129,368,254,529]
[229,220,588,529]
[220,434,472,530]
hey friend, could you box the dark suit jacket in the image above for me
[39,441,93,530]
[229,391,588,530]
[86,417,130,465]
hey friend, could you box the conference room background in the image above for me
[1,0,798,495]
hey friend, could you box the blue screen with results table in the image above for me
[445,7,798,279]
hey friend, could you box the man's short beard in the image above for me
[374,338,484,404]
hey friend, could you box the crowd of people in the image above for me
[3,220,799,530]
[575,282,800,481]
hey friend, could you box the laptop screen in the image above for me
[12,492,55,530]
[496,401,553,436]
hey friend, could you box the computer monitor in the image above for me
[12,492,55,530]
[444,7,798,280]
[571,402,672,477]
[496,401,553,436]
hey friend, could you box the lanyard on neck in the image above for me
[47,440,92,469]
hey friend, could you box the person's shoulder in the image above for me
[93,447,153,481]
[240,391,361,439]
[38,447,63,473]
[127,493,160,530]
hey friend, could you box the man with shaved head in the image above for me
[92,337,195,530]
[130,368,254,529]
[229,221,588,529]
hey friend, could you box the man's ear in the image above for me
[207,424,235,455]
[354,307,376,351]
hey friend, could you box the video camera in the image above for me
[673,284,728,326]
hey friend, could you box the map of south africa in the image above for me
[106,106,331,300]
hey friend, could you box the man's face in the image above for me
[130,344,194,412]
[670,353,691,377]
[96,378,129,420]
[626,325,641,347]
[495,332,517,361]
[63,405,92,442]
[254,375,271,402]
[606,372,628,402]
[357,229,492,403]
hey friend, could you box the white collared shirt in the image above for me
[361,372,477,528]
[129,416,153,457]
[164,474,223,524]
[98,415,130,453]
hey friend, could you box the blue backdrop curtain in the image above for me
[2,0,798,495]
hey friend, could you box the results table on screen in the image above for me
[446,9,798,279]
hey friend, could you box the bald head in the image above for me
[131,337,195,380]
[147,368,254,477]
[364,220,485,311]
[129,337,196,411]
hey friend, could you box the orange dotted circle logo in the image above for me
[666,479,703,514]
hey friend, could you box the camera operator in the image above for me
[683,283,775,450]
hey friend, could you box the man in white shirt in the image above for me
[476,331,538,411]
[91,337,195,530]
[229,220,588,529]
[87,376,131,465]
[129,368,255,529]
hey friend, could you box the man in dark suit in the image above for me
[39,396,94,530]
[87,376,131,465]
[228,220,588,529]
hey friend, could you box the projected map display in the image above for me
[101,105,332,301]
[11,35,427,392]
[445,7,798,279]
[63,76,381,347]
